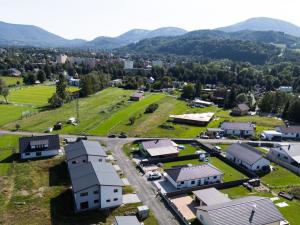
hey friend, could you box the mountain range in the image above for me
[1,17,300,50]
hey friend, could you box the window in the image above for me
[256,166,260,169]
[93,190,99,194]
[114,189,118,193]
[113,198,118,201]
[82,160,86,163]
[25,152,30,156]
[191,181,195,184]
[72,161,77,164]
[180,181,184,184]
[80,201,89,209]
[94,199,99,203]
[80,192,88,197]
[106,199,111,203]
[99,159,102,162]
[213,176,217,179]
[36,152,42,156]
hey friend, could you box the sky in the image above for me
[0,0,300,40]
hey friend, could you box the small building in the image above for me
[114,216,140,225]
[278,86,293,93]
[220,122,255,137]
[19,134,60,159]
[226,143,270,172]
[69,162,124,212]
[68,78,80,87]
[231,103,250,116]
[8,68,21,77]
[65,140,107,169]
[109,79,123,87]
[56,54,68,64]
[165,164,224,189]
[260,130,282,141]
[268,144,300,168]
[170,112,214,126]
[276,126,300,140]
[192,99,214,108]
[124,60,134,70]
[193,188,231,207]
[196,196,286,225]
[147,77,155,84]
[130,92,144,101]
[140,139,179,158]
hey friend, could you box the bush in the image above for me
[145,103,159,113]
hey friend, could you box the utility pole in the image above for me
[76,92,79,123]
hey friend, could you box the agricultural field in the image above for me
[0,104,35,127]
[2,87,284,137]
[0,76,23,86]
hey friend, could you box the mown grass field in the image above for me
[0,76,23,86]
[2,87,284,137]
[0,104,35,127]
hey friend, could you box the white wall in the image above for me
[224,129,254,136]
[100,186,123,208]
[74,185,100,212]
[21,149,59,159]
[67,155,107,169]
[196,210,214,225]
[251,158,270,171]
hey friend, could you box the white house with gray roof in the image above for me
[276,126,300,140]
[140,139,179,158]
[196,196,286,225]
[220,122,255,137]
[226,143,270,172]
[193,188,231,207]
[164,164,224,189]
[268,144,300,168]
[69,161,124,212]
[65,140,107,169]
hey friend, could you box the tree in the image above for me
[129,116,136,125]
[15,123,20,131]
[56,74,68,100]
[145,103,159,113]
[181,84,195,99]
[236,93,248,104]
[37,70,46,83]
[23,72,36,85]
[288,98,300,123]
[0,78,9,104]
[48,93,64,108]
[194,81,202,97]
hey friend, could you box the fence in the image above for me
[140,153,200,166]
[166,178,250,198]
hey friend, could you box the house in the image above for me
[164,164,224,189]
[261,130,282,141]
[114,216,140,225]
[192,99,214,108]
[196,196,286,225]
[268,144,300,168]
[139,139,179,158]
[65,140,107,168]
[231,103,250,116]
[278,86,293,93]
[276,126,300,140]
[8,68,21,77]
[220,122,255,137]
[56,54,68,64]
[147,77,155,84]
[19,134,60,159]
[130,92,144,101]
[226,143,270,172]
[68,78,80,87]
[169,112,214,126]
[193,188,231,207]
[69,162,124,212]
[124,60,134,70]
[109,79,123,87]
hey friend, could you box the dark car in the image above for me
[108,134,117,138]
[76,136,88,142]
[118,133,127,138]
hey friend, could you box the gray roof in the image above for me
[277,125,300,133]
[221,122,254,131]
[193,188,231,206]
[19,134,60,153]
[197,196,285,225]
[142,139,175,150]
[226,143,265,165]
[115,216,140,225]
[65,140,107,161]
[277,144,300,164]
[131,92,144,98]
[236,103,250,111]
[69,162,124,192]
[165,164,224,182]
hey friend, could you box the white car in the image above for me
[213,146,222,152]
[146,172,162,180]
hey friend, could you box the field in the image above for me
[0,134,158,225]
[0,76,23,86]
[2,87,284,137]
[0,104,35,127]
[162,157,247,182]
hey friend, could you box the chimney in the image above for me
[252,204,257,213]
[288,145,291,150]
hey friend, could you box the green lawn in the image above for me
[163,157,247,181]
[178,144,200,156]
[0,76,23,86]
[0,85,78,106]
[261,163,300,188]
[0,104,35,127]
[0,135,19,176]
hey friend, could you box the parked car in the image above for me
[146,172,162,181]
[76,136,88,142]
[213,146,222,153]
[108,134,117,138]
[119,133,127,138]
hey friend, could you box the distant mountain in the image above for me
[119,29,300,64]
[218,17,300,37]
[86,27,187,49]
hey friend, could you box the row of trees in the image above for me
[79,71,110,97]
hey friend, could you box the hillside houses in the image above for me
[226,143,270,172]
[276,126,300,140]
[220,122,255,137]
[165,164,224,189]
[231,103,250,116]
